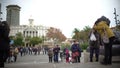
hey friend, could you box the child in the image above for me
[48,48,53,63]
[59,50,63,62]
[65,49,70,63]
[69,56,72,64]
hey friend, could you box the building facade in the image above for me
[9,18,49,38]
[6,5,20,26]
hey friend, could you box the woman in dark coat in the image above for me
[89,29,101,62]
[71,40,82,63]
[0,21,10,67]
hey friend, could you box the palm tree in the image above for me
[81,26,91,43]
[72,28,80,41]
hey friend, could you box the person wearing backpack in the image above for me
[93,16,115,65]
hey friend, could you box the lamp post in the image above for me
[41,26,46,47]
[0,3,2,21]
[113,8,119,27]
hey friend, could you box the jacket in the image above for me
[93,21,115,38]
[71,44,81,53]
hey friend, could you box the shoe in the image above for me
[90,60,93,62]
[100,61,107,65]
[108,62,112,65]
[96,59,98,62]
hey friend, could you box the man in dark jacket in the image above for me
[53,45,60,63]
[0,21,10,67]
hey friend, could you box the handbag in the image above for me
[102,28,109,44]
[72,51,79,58]
[72,53,76,58]
[75,51,79,56]
[90,32,97,41]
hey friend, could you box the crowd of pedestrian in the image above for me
[47,40,82,63]
[7,46,49,63]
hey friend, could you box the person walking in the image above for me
[0,21,10,67]
[93,16,115,65]
[89,29,101,62]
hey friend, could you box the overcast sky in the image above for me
[0,0,120,38]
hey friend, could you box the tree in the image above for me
[71,26,91,50]
[72,26,91,42]
[14,32,24,46]
[29,37,43,46]
[46,27,66,42]
[81,26,91,42]
[72,28,80,41]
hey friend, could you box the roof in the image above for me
[24,26,37,31]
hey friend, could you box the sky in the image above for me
[0,0,120,38]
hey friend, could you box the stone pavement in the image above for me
[5,51,120,68]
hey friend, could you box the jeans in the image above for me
[54,53,58,62]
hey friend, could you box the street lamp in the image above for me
[114,8,119,27]
[0,3,2,21]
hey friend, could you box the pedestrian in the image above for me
[0,21,10,67]
[48,48,53,63]
[42,47,45,55]
[93,16,115,65]
[28,46,33,55]
[65,48,70,63]
[71,40,82,63]
[53,45,60,63]
[63,47,67,58]
[89,29,101,62]
[10,47,14,62]
[13,47,19,62]
[37,46,41,55]
[33,47,37,55]
[8,46,14,63]
[59,50,63,62]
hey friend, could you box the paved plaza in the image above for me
[5,52,120,68]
